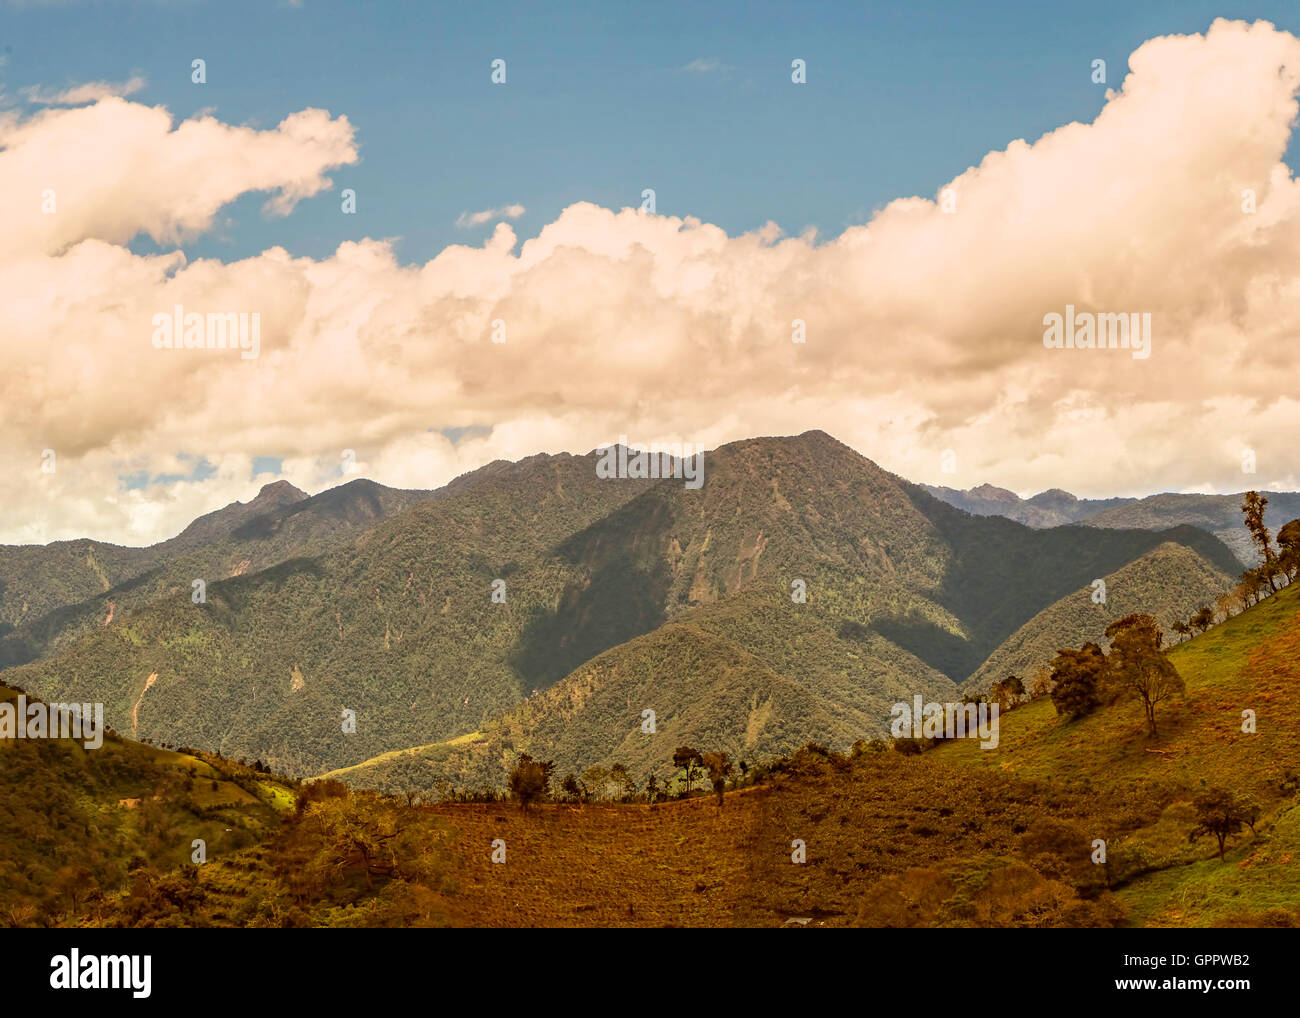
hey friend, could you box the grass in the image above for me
[937,580,1300,925]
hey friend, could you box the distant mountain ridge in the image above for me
[924,482,1300,565]
[921,482,1135,527]
[0,477,444,667]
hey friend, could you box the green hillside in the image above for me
[0,683,291,926]
[964,541,1234,692]
[0,541,152,635]
[321,594,955,795]
[6,575,1297,929]
[938,578,1300,926]
[1,451,656,776]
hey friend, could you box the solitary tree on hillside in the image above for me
[1030,665,1052,700]
[1277,519,1300,582]
[1235,572,1261,610]
[700,751,734,807]
[1189,788,1254,861]
[508,754,554,812]
[1048,643,1107,719]
[1171,620,1192,643]
[1191,605,1215,634]
[609,763,637,801]
[53,865,94,914]
[1241,491,1279,593]
[1104,614,1184,738]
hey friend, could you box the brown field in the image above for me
[425,750,1121,928]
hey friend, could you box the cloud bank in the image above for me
[3,18,1300,545]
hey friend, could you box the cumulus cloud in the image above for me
[455,204,526,229]
[3,18,1300,545]
[0,97,357,259]
[21,75,146,105]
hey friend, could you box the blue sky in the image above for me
[6,0,1298,266]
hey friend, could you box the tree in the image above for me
[609,763,636,801]
[304,797,401,890]
[672,746,704,795]
[1191,605,1215,634]
[1171,620,1192,643]
[508,754,553,811]
[1048,643,1106,719]
[1104,614,1184,737]
[992,675,1025,710]
[1278,519,1300,582]
[53,865,94,914]
[700,752,734,807]
[1241,491,1279,593]
[1189,788,1253,861]
[560,773,582,802]
[644,773,660,803]
[580,765,610,801]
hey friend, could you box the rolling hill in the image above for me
[923,483,1135,527]
[0,682,292,926]
[963,541,1235,692]
[1084,491,1300,567]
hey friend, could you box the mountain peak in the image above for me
[254,480,308,503]
[1027,488,1078,506]
[968,483,1020,502]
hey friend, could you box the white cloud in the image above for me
[455,203,526,229]
[22,75,147,105]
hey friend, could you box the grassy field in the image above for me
[938,580,1300,925]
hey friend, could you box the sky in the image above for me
[3,1,1300,544]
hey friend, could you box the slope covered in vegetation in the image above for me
[964,541,1233,692]
[2,433,1242,781]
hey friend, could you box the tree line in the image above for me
[1172,495,1299,641]
[505,746,748,811]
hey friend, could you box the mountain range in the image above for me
[2,430,1276,791]
[923,482,1300,566]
